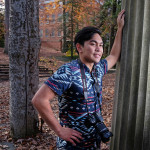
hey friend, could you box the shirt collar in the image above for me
[77,59,98,73]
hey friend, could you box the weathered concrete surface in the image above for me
[110,0,150,150]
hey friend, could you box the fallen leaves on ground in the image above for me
[0,72,116,150]
[0,47,116,150]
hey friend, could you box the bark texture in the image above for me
[9,0,40,139]
[110,0,150,150]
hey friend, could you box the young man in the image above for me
[32,10,125,150]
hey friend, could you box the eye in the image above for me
[90,42,96,46]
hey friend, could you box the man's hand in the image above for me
[106,9,125,70]
[32,84,83,147]
[117,9,125,29]
[58,126,83,146]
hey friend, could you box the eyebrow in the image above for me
[89,40,103,44]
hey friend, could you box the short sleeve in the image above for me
[102,59,108,75]
[44,64,72,96]
[97,59,108,76]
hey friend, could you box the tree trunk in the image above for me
[9,0,40,139]
[70,0,74,59]
[62,0,67,53]
[108,0,117,54]
[4,0,9,54]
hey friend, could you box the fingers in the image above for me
[59,127,83,146]
[70,135,81,146]
[69,129,83,146]
[72,130,83,138]
[118,9,125,19]
[121,13,125,20]
[117,9,125,28]
[69,138,77,146]
[119,9,125,14]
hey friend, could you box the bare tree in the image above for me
[4,0,9,54]
[62,0,67,53]
[9,0,40,139]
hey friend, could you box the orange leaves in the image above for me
[69,0,102,24]
[39,0,103,28]
[39,0,62,23]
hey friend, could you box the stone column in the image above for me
[110,0,150,150]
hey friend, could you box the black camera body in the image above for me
[84,112,113,143]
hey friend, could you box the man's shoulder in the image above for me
[95,59,108,74]
[62,59,79,70]
[96,59,107,67]
[67,59,79,66]
[55,59,79,76]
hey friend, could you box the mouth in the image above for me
[94,54,101,58]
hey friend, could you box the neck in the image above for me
[79,57,94,72]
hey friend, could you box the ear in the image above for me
[76,43,83,53]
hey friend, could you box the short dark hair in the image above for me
[74,26,101,48]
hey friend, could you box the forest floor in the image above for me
[0,47,116,150]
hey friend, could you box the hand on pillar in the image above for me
[117,9,125,30]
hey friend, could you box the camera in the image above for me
[84,112,113,143]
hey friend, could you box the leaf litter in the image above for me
[0,47,116,150]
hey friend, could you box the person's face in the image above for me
[77,33,103,64]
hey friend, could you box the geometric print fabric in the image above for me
[45,59,108,149]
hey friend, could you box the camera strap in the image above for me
[78,60,89,113]
[78,59,101,113]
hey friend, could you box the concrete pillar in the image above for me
[110,0,150,150]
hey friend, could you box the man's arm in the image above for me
[32,84,83,146]
[106,9,125,70]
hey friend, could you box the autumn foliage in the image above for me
[39,0,121,57]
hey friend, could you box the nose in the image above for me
[95,46,103,53]
[95,48,100,52]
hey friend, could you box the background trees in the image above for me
[39,0,121,58]
[0,0,4,48]
[0,11,4,47]
[97,0,121,56]
[4,0,9,54]
[1,0,121,58]
[61,0,103,58]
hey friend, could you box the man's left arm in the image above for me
[106,9,125,70]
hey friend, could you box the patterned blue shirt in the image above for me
[45,59,108,150]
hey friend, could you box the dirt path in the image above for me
[0,46,69,68]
